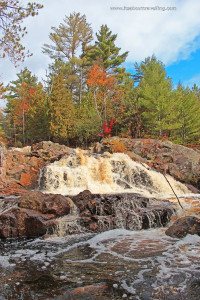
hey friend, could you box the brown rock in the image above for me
[18,191,71,217]
[165,216,200,238]
[31,141,71,162]
[0,207,56,238]
[5,150,44,189]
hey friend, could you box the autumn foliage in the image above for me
[98,118,116,137]
[110,139,126,153]
[87,64,115,89]
[87,64,116,122]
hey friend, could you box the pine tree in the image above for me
[43,12,93,61]
[86,25,128,73]
[0,1,43,63]
[173,84,200,144]
[137,56,173,137]
[43,12,93,104]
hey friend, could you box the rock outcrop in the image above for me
[95,137,200,189]
[0,190,175,239]
[71,190,175,232]
[1,138,199,195]
[1,141,73,195]
[165,216,200,238]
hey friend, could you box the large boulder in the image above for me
[0,191,73,238]
[31,141,72,162]
[165,216,200,238]
[18,191,71,217]
[4,150,44,189]
[0,207,56,239]
[1,141,73,194]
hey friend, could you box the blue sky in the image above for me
[0,0,200,93]
[166,48,200,88]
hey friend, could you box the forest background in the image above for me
[0,2,200,148]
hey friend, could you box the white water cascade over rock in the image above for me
[39,150,190,199]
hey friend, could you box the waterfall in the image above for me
[39,150,189,199]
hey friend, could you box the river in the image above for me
[0,150,200,299]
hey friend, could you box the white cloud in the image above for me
[1,0,200,83]
[184,73,200,87]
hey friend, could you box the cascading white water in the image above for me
[39,150,190,199]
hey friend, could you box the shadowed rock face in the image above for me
[165,216,200,238]
[0,190,175,239]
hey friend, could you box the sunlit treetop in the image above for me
[0,0,43,65]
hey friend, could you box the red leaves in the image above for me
[29,87,34,95]
[98,118,116,138]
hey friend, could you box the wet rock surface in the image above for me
[165,216,200,238]
[18,191,71,217]
[71,190,175,233]
[0,190,175,239]
[0,207,56,239]
[0,228,200,300]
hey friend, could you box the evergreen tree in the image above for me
[43,12,93,104]
[173,84,200,143]
[86,25,128,73]
[192,83,200,101]
[137,56,173,137]
[48,71,75,142]
[43,12,93,61]
[26,83,49,142]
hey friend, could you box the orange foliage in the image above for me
[12,82,32,127]
[110,139,126,153]
[87,64,115,89]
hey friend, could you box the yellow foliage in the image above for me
[110,139,126,153]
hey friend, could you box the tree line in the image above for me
[1,11,200,147]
